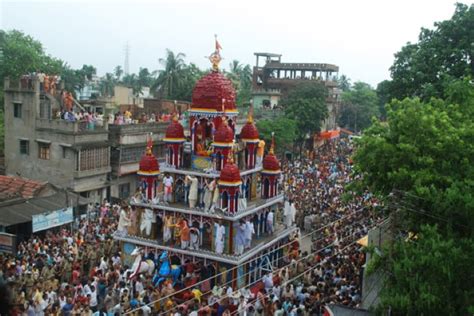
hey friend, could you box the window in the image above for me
[78,147,109,171]
[119,183,130,199]
[13,103,22,118]
[19,140,29,155]
[38,143,50,160]
[121,147,145,163]
[62,147,68,159]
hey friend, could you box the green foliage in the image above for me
[356,78,474,313]
[149,50,205,101]
[226,60,252,107]
[338,81,379,132]
[337,74,351,92]
[0,30,62,81]
[282,82,328,143]
[375,80,391,119]
[256,117,297,152]
[386,3,474,101]
[371,225,474,315]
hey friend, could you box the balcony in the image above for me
[73,166,111,178]
[4,78,38,93]
[114,224,296,265]
[131,193,284,220]
[35,118,108,134]
[108,122,168,135]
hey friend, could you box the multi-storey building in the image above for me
[252,52,342,130]
[108,122,168,200]
[3,78,111,203]
[3,78,173,204]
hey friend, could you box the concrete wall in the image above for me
[4,79,110,193]
[361,219,391,310]
[110,174,138,199]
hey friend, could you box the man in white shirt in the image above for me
[163,174,174,203]
[89,285,98,312]
[267,210,274,234]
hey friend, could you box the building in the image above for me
[108,122,168,200]
[0,175,86,243]
[4,78,111,203]
[3,78,172,204]
[252,52,342,130]
[114,45,298,288]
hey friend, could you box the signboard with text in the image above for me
[32,207,74,233]
[0,233,16,254]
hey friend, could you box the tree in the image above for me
[79,64,96,81]
[387,3,473,100]
[0,30,63,82]
[99,73,116,97]
[337,74,351,92]
[137,67,154,87]
[171,63,203,101]
[354,78,474,313]
[338,82,379,132]
[371,225,474,315]
[375,80,391,119]
[256,117,297,152]
[282,82,328,150]
[152,49,187,99]
[114,65,123,81]
[226,60,252,107]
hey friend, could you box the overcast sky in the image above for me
[1,0,467,86]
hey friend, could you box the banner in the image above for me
[32,207,73,233]
[0,233,16,254]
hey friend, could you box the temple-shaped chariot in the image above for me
[114,41,298,289]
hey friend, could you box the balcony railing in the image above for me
[4,78,38,92]
[108,122,168,135]
[35,118,108,133]
[73,166,111,178]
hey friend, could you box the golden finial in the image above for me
[269,132,275,155]
[208,35,222,71]
[247,105,254,124]
[146,133,153,155]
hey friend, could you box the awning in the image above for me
[317,129,340,140]
[0,191,85,227]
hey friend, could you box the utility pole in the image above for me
[124,42,130,76]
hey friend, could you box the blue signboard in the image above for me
[32,207,74,233]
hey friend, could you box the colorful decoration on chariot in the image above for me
[152,251,182,287]
[163,115,185,143]
[240,109,259,143]
[262,132,281,174]
[218,151,242,186]
[190,37,238,117]
[213,117,234,147]
[138,134,160,176]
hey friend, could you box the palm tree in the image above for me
[337,74,351,92]
[227,60,253,107]
[99,73,116,97]
[152,49,187,99]
[122,73,143,96]
[114,65,123,82]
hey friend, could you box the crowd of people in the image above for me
[0,138,383,315]
[19,73,61,95]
